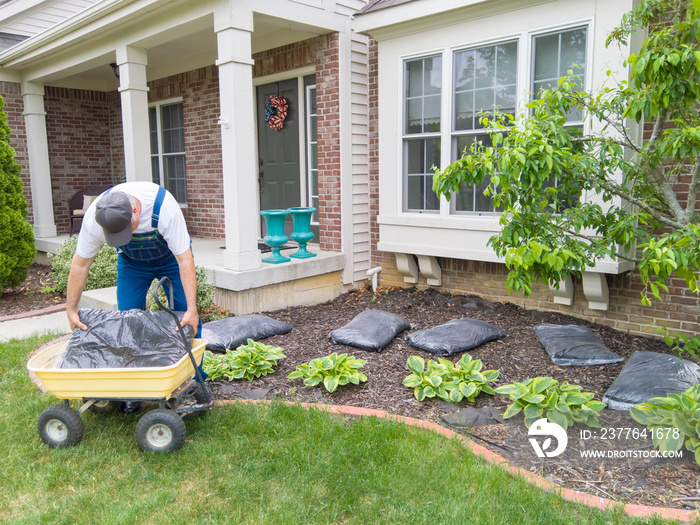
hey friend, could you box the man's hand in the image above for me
[180,309,200,335]
[67,308,87,331]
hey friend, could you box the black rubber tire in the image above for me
[134,409,187,453]
[37,404,84,448]
[85,399,119,414]
[171,384,209,418]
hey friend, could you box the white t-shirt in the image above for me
[76,182,191,259]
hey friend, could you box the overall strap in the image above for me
[151,186,167,230]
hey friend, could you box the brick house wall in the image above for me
[148,66,225,239]
[44,86,116,234]
[107,91,124,188]
[365,41,700,342]
[315,33,342,252]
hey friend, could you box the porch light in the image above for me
[109,63,120,79]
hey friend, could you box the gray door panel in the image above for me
[257,80,300,237]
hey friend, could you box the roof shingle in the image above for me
[358,0,416,14]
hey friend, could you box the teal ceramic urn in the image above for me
[260,209,290,264]
[288,207,317,259]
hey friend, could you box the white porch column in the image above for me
[21,81,56,238]
[116,46,151,182]
[215,9,261,271]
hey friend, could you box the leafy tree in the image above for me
[0,94,35,295]
[433,0,700,358]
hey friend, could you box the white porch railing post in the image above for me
[215,7,261,271]
[21,81,57,238]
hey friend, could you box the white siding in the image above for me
[336,0,369,16]
[0,0,97,37]
[350,33,371,282]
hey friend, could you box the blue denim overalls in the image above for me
[112,186,202,337]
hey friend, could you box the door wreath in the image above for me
[265,95,288,131]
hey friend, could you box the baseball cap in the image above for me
[95,191,134,247]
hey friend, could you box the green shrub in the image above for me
[403,355,499,402]
[658,327,699,362]
[147,266,215,313]
[288,352,367,393]
[202,339,286,381]
[0,94,35,295]
[495,377,605,431]
[48,235,117,294]
[630,384,700,466]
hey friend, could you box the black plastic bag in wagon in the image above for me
[60,308,194,369]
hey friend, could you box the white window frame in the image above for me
[398,20,594,219]
[401,53,443,213]
[149,98,187,206]
[305,84,319,225]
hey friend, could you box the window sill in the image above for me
[376,214,634,274]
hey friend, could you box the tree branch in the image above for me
[593,173,684,229]
[684,155,700,224]
[648,107,668,144]
[543,220,642,264]
[571,92,641,152]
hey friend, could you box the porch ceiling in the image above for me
[0,8,332,92]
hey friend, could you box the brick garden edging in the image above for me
[216,399,699,524]
[0,303,66,322]
[26,335,697,524]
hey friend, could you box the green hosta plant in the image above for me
[202,339,285,381]
[288,352,367,393]
[495,377,605,431]
[630,384,700,466]
[403,355,499,403]
[402,356,449,402]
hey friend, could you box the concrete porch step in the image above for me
[80,286,118,310]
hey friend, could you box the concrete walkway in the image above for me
[0,310,71,343]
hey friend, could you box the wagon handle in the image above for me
[153,277,212,404]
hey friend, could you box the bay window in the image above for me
[401,25,588,216]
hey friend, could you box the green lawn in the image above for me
[0,335,688,525]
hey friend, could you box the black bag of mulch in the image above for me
[202,314,292,353]
[329,310,411,352]
[603,351,700,410]
[60,308,194,369]
[406,318,505,356]
[533,324,624,366]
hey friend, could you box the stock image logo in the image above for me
[528,418,568,458]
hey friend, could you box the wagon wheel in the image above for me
[37,404,84,448]
[135,409,187,453]
[84,399,120,414]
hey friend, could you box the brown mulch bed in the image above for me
[0,264,65,318]
[3,263,699,511]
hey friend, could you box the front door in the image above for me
[257,80,300,236]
